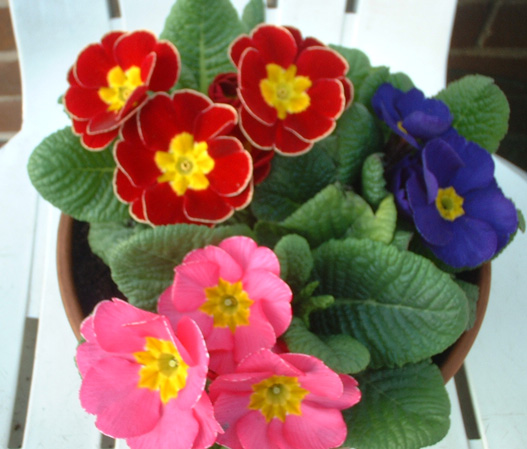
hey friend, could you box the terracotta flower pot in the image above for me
[56,213,490,383]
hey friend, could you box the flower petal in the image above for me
[251,24,297,67]
[139,93,181,150]
[143,183,190,225]
[296,46,348,81]
[239,106,276,149]
[219,236,280,274]
[194,104,237,142]
[274,125,313,155]
[183,189,234,223]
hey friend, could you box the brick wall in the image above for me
[0,0,21,147]
[1,0,526,168]
[448,0,527,170]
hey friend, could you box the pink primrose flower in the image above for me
[229,24,353,155]
[64,30,180,150]
[209,349,361,449]
[158,236,293,375]
[76,298,221,449]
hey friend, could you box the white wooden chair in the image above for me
[1,1,526,448]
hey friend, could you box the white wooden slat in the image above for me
[463,158,527,449]
[118,0,175,34]
[352,0,457,96]
[22,206,102,448]
[274,0,348,45]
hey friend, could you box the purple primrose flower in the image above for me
[372,83,453,148]
[396,132,518,269]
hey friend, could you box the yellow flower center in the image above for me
[201,278,253,333]
[436,186,465,221]
[154,132,215,196]
[248,375,309,422]
[397,120,408,134]
[260,63,312,120]
[133,337,189,404]
[98,65,143,112]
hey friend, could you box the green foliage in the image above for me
[110,223,253,310]
[284,317,370,374]
[344,361,450,449]
[241,0,265,32]
[455,278,480,330]
[436,75,510,153]
[27,128,128,222]
[361,152,389,207]
[330,45,372,91]
[310,238,469,368]
[348,194,397,244]
[160,0,244,93]
[273,234,313,293]
[332,103,384,184]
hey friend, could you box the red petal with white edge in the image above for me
[114,30,157,69]
[223,182,253,209]
[184,189,234,223]
[296,46,349,81]
[139,52,156,85]
[340,76,354,108]
[239,106,276,150]
[229,34,253,67]
[308,78,345,119]
[117,84,149,120]
[64,86,106,120]
[194,104,237,142]
[284,26,324,52]
[119,113,143,146]
[251,24,297,67]
[74,43,116,88]
[149,41,180,91]
[283,107,335,141]
[171,90,212,134]
[144,183,191,225]
[139,93,180,150]
[100,31,124,57]
[87,110,121,135]
[114,139,160,188]
[73,119,118,151]
[275,126,313,156]
[207,137,252,196]
[114,169,141,203]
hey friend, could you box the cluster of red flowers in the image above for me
[65,25,351,226]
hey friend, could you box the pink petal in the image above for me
[243,271,292,336]
[181,245,243,282]
[172,260,221,311]
[233,303,277,363]
[284,403,347,449]
[175,316,209,369]
[194,103,237,141]
[333,374,361,410]
[213,393,252,449]
[192,394,223,449]
[80,315,96,342]
[219,236,280,274]
[237,349,302,377]
[268,419,298,449]
[76,340,107,378]
[80,357,161,438]
[126,398,199,449]
[237,411,277,449]
[281,353,343,400]
[209,373,265,401]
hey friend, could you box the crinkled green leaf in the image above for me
[436,75,509,153]
[329,45,371,91]
[332,103,383,184]
[274,234,313,293]
[391,229,414,251]
[110,223,253,310]
[88,221,148,267]
[361,152,389,207]
[241,0,265,32]
[27,127,128,222]
[251,143,336,221]
[284,318,370,374]
[174,61,199,91]
[344,361,450,449]
[297,294,334,325]
[160,0,244,93]
[310,238,469,368]
[349,194,397,244]
[455,278,480,330]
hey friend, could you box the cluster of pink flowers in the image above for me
[65,24,352,226]
[76,237,362,449]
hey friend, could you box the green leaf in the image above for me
[349,194,397,244]
[435,75,510,153]
[110,223,253,310]
[273,234,313,293]
[88,221,148,267]
[329,45,371,91]
[241,0,265,32]
[361,152,389,208]
[284,318,370,374]
[333,103,383,184]
[455,278,480,330]
[174,61,199,91]
[251,144,337,221]
[344,361,450,449]
[27,128,129,222]
[160,0,244,93]
[310,238,469,368]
